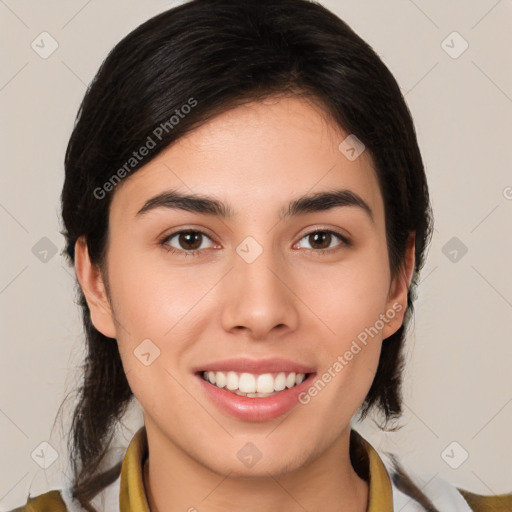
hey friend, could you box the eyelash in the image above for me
[159,228,351,257]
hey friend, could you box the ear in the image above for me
[74,236,117,339]
[382,232,416,340]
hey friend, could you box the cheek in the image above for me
[307,253,391,343]
[301,250,390,399]
[106,246,212,338]
[106,250,221,401]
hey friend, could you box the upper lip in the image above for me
[193,357,316,375]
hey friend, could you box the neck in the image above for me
[142,427,369,512]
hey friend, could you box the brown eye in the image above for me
[177,231,203,250]
[296,230,349,253]
[161,230,214,255]
[308,232,333,250]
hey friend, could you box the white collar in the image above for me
[382,454,473,511]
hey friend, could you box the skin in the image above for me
[75,95,415,512]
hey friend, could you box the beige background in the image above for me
[1,0,511,509]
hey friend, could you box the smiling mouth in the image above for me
[198,370,313,398]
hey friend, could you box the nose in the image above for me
[219,244,300,340]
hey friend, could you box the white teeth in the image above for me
[274,372,286,391]
[239,373,256,393]
[215,371,226,388]
[201,370,307,395]
[226,371,238,390]
[256,373,274,393]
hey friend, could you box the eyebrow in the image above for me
[136,188,374,223]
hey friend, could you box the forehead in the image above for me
[109,95,384,224]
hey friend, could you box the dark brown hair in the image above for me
[56,0,433,509]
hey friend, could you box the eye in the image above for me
[160,229,215,256]
[159,228,350,257]
[295,229,350,254]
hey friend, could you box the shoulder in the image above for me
[457,488,512,512]
[379,449,512,512]
[390,471,512,512]
[4,489,68,512]
[4,467,121,512]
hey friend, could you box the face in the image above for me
[76,95,413,478]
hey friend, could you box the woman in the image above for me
[7,0,511,511]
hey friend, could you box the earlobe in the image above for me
[74,236,117,339]
[382,232,416,340]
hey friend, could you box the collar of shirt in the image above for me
[119,425,393,512]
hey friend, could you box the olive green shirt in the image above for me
[6,426,512,511]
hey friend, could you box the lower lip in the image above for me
[196,373,316,422]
